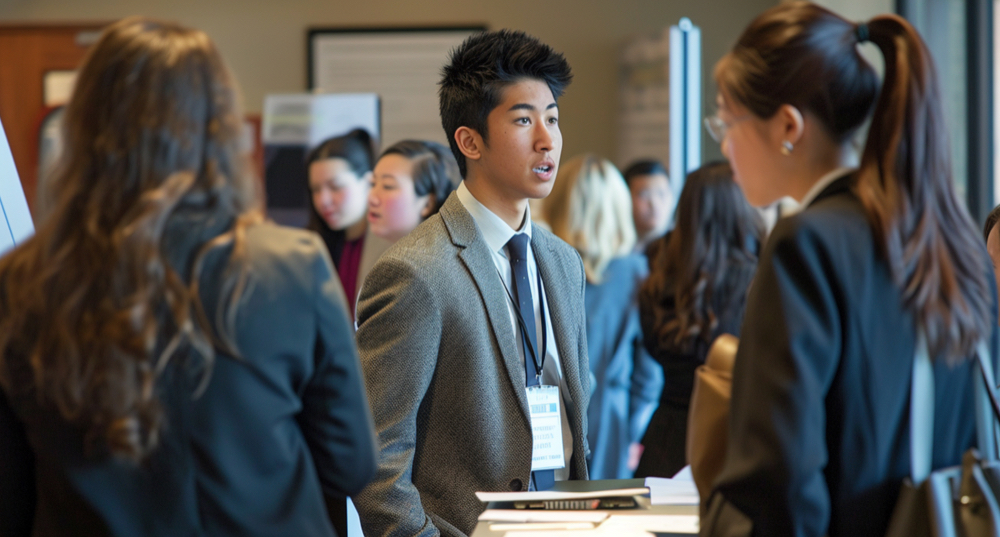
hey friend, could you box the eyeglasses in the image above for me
[704,113,749,143]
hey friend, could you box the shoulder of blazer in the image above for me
[763,184,876,305]
[236,224,335,296]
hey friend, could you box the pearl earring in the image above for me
[780,141,794,156]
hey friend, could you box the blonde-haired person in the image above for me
[0,18,375,536]
[544,154,662,480]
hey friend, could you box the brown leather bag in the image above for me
[686,333,739,513]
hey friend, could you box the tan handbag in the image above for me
[686,333,739,513]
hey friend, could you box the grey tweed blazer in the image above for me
[353,192,591,537]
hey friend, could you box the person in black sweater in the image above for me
[634,161,761,479]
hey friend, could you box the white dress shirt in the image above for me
[799,167,856,208]
[456,181,575,481]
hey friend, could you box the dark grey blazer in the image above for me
[353,193,591,537]
[0,223,377,537]
[700,177,1000,537]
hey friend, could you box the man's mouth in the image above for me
[533,165,553,174]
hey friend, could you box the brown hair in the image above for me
[642,161,761,352]
[0,17,261,461]
[717,1,990,362]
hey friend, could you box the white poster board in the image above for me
[309,27,483,148]
[0,114,34,257]
[262,92,380,148]
[618,18,701,200]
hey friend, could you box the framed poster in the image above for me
[308,26,484,148]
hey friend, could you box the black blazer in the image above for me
[0,223,377,537]
[701,177,1000,537]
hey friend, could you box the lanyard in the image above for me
[496,254,548,383]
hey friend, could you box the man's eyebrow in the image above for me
[507,102,559,112]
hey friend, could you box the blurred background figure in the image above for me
[544,153,662,480]
[307,128,387,318]
[634,161,761,479]
[0,17,376,536]
[366,140,460,244]
[623,159,674,258]
[984,204,1000,308]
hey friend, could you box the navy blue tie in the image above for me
[506,233,555,490]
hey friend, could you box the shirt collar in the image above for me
[456,181,532,256]
[799,167,856,208]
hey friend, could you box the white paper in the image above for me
[44,70,77,107]
[503,530,625,537]
[261,93,380,148]
[604,514,699,534]
[0,114,34,257]
[491,521,596,532]
[644,472,699,506]
[479,509,609,523]
[476,486,650,503]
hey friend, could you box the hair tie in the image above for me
[855,23,869,43]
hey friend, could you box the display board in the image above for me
[308,27,484,148]
[0,113,34,257]
[261,93,380,227]
[618,18,701,202]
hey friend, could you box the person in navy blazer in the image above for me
[699,3,999,536]
[0,18,376,537]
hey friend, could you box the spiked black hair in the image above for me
[439,29,572,177]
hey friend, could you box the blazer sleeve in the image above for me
[701,220,842,537]
[299,240,378,498]
[629,336,662,445]
[0,384,34,537]
[627,255,661,444]
[352,256,443,537]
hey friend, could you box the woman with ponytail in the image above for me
[700,3,998,536]
[0,18,375,536]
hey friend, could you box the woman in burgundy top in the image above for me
[306,129,379,316]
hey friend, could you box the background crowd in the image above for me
[1,2,997,537]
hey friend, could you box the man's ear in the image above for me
[454,126,483,163]
[420,194,437,219]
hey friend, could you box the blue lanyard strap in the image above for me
[496,258,548,380]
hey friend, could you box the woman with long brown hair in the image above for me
[701,2,998,536]
[0,18,375,536]
[633,161,760,480]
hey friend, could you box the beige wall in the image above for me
[0,0,777,162]
[812,0,895,21]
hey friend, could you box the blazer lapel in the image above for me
[531,231,585,418]
[440,195,531,422]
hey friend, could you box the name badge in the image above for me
[527,385,566,471]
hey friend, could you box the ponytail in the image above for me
[718,2,991,362]
[855,14,990,361]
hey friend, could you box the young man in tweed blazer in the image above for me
[352,30,591,537]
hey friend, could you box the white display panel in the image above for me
[0,114,34,257]
[262,92,380,148]
[309,28,482,148]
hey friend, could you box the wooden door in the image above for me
[0,23,107,217]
